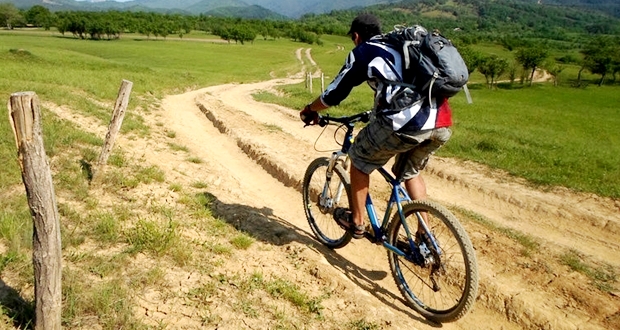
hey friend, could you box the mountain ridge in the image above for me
[9,0,620,19]
[11,0,398,18]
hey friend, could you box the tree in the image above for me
[0,3,23,29]
[478,54,508,89]
[581,36,616,86]
[544,59,564,87]
[515,46,548,86]
[458,46,484,75]
[507,61,519,85]
[612,52,620,82]
[25,5,54,30]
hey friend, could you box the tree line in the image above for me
[457,35,620,89]
[0,4,328,44]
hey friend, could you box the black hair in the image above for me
[347,13,382,42]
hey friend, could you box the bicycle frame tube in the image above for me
[364,168,432,265]
[365,167,413,242]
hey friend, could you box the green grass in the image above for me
[125,218,179,256]
[447,84,620,198]
[455,207,539,256]
[560,250,617,292]
[230,233,255,250]
[244,272,324,317]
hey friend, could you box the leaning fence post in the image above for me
[93,79,133,178]
[8,92,62,330]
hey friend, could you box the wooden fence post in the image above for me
[8,92,62,330]
[94,79,133,178]
[309,72,313,94]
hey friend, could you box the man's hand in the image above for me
[300,104,319,126]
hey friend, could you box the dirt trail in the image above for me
[48,47,619,329]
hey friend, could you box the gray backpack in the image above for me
[379,25,469,99]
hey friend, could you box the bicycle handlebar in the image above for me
[317,111,372,127]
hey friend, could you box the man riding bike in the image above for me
[300,13,452,239]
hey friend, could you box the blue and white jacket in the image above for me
[319,38,452,133]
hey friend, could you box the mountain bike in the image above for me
[301,111,478,323]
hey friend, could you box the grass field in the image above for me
[448,84,619,197]
[0,30,302,187]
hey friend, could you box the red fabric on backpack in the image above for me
[435,98,453,128]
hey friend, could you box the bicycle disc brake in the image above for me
[317,193,334,214]
[429,252,446,292]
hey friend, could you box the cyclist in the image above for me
[300,13,453,239]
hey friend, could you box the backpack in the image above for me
[378,25,469,99]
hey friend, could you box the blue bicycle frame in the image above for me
[330,115,439,266]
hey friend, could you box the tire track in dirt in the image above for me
[44,47,619,329]
[180,75,619,329]
[163,82,516,330]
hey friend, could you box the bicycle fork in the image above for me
[318,152,348,212]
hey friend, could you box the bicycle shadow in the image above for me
[200,191,442,327]
[0,278,34,329]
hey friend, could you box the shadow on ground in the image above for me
[199,191,440,327]
[0,278,34,329]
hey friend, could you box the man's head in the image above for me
[348,13,382,44]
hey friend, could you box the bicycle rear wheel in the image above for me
[387,200,478,323]
[302,157,352,249]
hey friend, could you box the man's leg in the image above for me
[404,174,427,200]
[350,165,370,227]
[404,174,428,235]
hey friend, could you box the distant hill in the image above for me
[202,5,288,19]
[246,0,401,19]
[185,0,249,14]
[8,0,398,18]
[9,0,620,19]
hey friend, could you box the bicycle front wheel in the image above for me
[387,200,478,323]
[302,157,352,249]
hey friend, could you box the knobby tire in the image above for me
[302,157,352,249]
[387,200,478,323]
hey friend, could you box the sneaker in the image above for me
[333,207,365,239]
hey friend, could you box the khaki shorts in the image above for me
[349,117,451,180]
